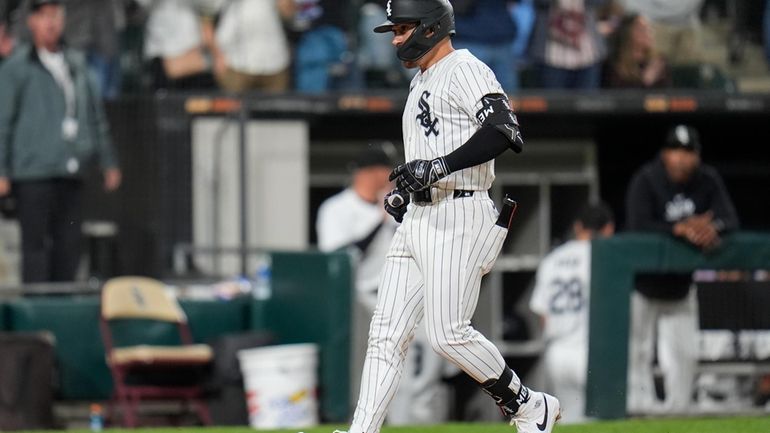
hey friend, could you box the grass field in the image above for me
[70,417,770,433]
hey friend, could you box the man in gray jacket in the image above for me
[0,0,121,283]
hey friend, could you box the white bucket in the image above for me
[237,343,319,429]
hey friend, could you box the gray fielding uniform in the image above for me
[351,49,518,433]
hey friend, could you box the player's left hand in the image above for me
[384,189,409,223]
[389,157,451,193]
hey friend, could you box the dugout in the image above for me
[81,90,770,278]
[588,232,770,419]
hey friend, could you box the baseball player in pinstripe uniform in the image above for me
[335,1,561,432]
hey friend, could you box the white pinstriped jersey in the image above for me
[402,49,505,191]
[349,50,532,433]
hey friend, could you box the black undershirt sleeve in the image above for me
[443,126,511,173]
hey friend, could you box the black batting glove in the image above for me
[389,157,451,193]
[384,189,409,223]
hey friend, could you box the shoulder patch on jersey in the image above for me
[416,90,439,137]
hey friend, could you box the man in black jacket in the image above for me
[626,124,738,248]
[625,124,738,414]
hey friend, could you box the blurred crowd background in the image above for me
[1,0,769,97]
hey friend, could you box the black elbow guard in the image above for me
[475,93,524,153]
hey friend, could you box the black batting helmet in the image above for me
[373,0,455,63]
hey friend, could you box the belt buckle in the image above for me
[453,190,474,199]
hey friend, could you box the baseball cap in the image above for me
[31,0,62,11]
[664,125,701,153]
[351,142,398,170]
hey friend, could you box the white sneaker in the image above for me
[332,430,348,433]
[509,390,561,433]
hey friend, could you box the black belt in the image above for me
[412,189,476,204]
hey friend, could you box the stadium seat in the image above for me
[99,276,213,427]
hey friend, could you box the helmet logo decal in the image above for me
[386,0,392,18]
[416,91,439,137]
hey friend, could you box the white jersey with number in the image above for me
[530,239,591,423]
[530,240,591,347]
[402,49,504,191]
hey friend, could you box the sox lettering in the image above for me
[416,91,439,137]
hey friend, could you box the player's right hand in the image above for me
[674,212,721,250]
[384,189,409,223]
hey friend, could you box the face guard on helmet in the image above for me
[373,0,456,63]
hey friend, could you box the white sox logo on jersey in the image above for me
[665,193,696,222]
[416,91,439,137]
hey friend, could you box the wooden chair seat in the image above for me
[110,344,213,366]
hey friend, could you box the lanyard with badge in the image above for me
[45,50,81,174]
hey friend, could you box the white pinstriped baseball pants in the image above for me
[350,191,520,433]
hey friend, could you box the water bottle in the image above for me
[253,255,272,301]
[89,403,103,432]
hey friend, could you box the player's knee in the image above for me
[366,332,405,358]
[425,322,472,354]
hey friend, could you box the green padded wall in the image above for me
[253,251,353,423]
[7,297,108,399]
[587,232,770,419]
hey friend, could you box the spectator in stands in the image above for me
[453,0,520,92]
[621,0,704,65]
[62,0,125,99]
[316,143,449,426]
[0,23,14,63]
[530,0,610,89]
[605,14,671,88]
[357,1,408,89]
[0,1,19,63]
[625,125,739,414]
[137,0,222,91]
[288,0,351,93]
[529,202,615,424]
[508,0,537,83]
[0,0,121,282]
[213,0,291,93]
[596,0,624,36]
